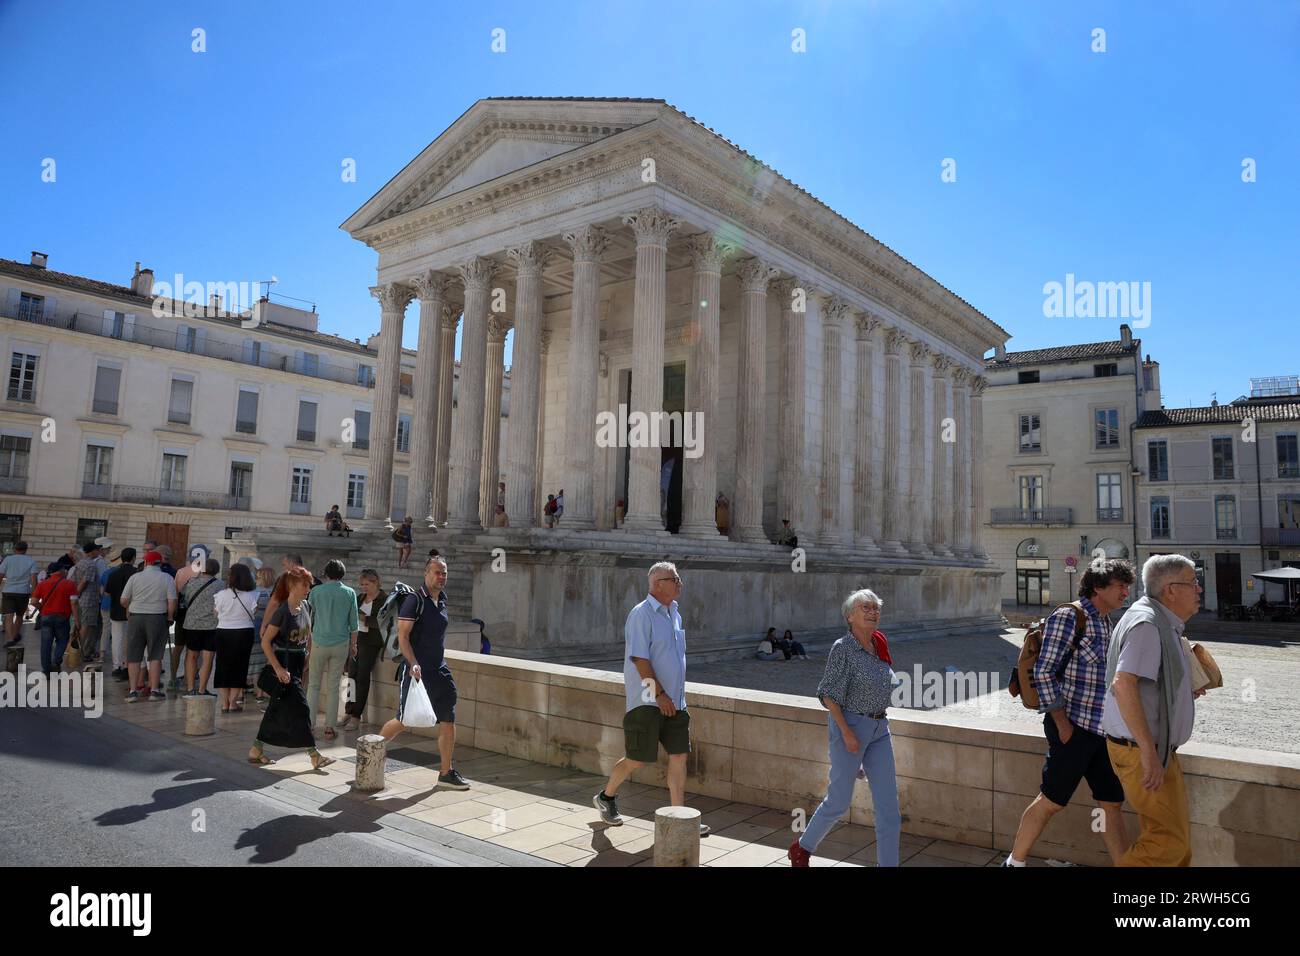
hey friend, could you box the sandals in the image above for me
[221,707,231,714]
[247,750,273,765]
[310,752,336,770]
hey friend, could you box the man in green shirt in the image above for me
[307,559,358,741]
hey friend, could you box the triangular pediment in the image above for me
[343,98,667,236]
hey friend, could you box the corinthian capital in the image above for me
[735,257,780,294]
[951,366,971,388]
[685,232,736,273]
[622,206,679,247]
[370,282,415,314]
[854,312,882,341]
[539,328,553,355]
[970,375,988,397]
[487,315,511,343]
[930,352,954,377]
[457,255,497,292]
[884,328,908,356]
[821,295,852,326]
[909,340,932,365]
[507,241,552,278]
[562,224,609,263]
[440,305,460,334]
[411,271,451,303]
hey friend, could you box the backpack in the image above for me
[544,498,557,515]
[377,581,423,662]
[1008,602,1088,710]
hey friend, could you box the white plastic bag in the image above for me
[402,674,437,728]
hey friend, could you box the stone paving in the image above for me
[679,625,1300,755]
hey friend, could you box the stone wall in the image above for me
[364,649,1300,866]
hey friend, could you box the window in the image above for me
[1215,496,1237,540]
[1095,408,1120,448]
[235,388,259,434]
[1148,440,1169,481]
[229,461,253,508]
[1151,497,1171,538]
[109,312,126,339]
[242,339,262,366]
[1094,363,1118,377]
[1018,475,1043,512]
[357,364,375,387]
[1212,437,1234,480]
[290,466,313,513]
[1278,435,1299,479]
[1018,370,1039,384]
[296,400,317,442]
[0,514,24,555]
[7,352,39,402]
[346,473,366,517]
[353,409,371,451]
[17,293,44,323]
[83,444,113,488]
[76,518,108,545]
[0,435,31,488]
[176,326,198,353]
[1097,473,1123,520]
[160,453,187,491]
[396,414,411,454]
[92,364,121,415]
[1018,414,1041,453]
[167,378,194,425]
[297,352,320,376]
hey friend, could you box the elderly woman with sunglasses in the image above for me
[789,588,902,867]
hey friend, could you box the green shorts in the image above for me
[623,704,691,763]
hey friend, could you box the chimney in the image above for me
[209,293,223,314]
[994,343,1006,361]
[30,251,48,269]
[131,263,154,297]
[1120,323,1133,348]
[251,297,268,330]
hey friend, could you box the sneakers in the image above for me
[150,689,166,702]
[788,838,811,867]
[125,690,141,703]
[593,790,624,826]
[699,823,710,836]
[437,769,470,790]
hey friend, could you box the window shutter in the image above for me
[4,289,20,316]
[123,314,136,341]
[355,409,371,444]
[237,389,258,427]
[93,366,121,410]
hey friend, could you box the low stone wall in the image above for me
[363,650,1299,866]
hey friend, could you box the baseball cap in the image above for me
[94,536,114,550]
[143,550,163,565]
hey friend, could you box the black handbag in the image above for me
[256,663,282,696]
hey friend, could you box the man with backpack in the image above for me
[1004,557,1135,867]
[377,555,469,790]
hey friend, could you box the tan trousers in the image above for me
[1107,741,1192,866]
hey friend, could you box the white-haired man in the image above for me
[594,561,707,834]
[1102,554,1205,866]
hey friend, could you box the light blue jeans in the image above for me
[799,710,901,866]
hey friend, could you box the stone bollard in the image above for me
[653,806,702,867]
[183,694,216,736]
[355,734,387,792]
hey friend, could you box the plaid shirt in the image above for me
[1031,597,1111,736]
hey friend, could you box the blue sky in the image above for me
[2,0,1295,408]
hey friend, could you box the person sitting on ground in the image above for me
[772,628,795,660]
[543,495,558,529]
[492,503,509,528]
[715,493,731,535]
[784,628,809,660]
[776,519,799,549]
[325,505,345,537]
[755,628,784,661]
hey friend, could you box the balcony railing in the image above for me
[92,398,118,415]
[990,507,1073,526]
[1262,528,1300,547]
[1216,528,1238,540]
[0,475,28,494]
[235,420,257,435]
[289,500,313,515]
[81,481,112,500]
[110,484,250,510]
[296,429,316,443]
[2,304,373,389]
[1096,508,1125,523]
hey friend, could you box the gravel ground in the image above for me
[675,627,1300,755]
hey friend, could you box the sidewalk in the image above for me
[82,666,1051,868]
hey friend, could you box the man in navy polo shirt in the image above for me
[379,555,468,790]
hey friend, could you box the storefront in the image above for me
[1016,538,1051,606]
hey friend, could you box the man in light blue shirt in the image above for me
[0,542,39,647]
[594,561,707,835]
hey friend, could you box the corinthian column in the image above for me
[819,295,850,546]
[930,353,954,558]
[905,341,932,556]
[479,315,509,527]
[445,256,496,531]
[621,207,678,533]
[409,272,449,526]
[774,277,811,539]
[366,282,414,526]
[503,241,549,529]
[534,329,552,521]
[853,312,881,551]
[951,369,972,556]
[732,256,779,544]
[679,233,733,537]
[879,328,907,554]
[970,375,988,558]
[432,307,458,526]
[560,225,608,531]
